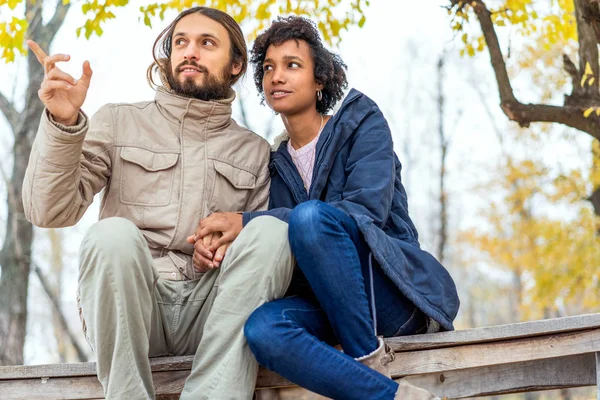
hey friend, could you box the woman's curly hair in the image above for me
[250,16,348,114]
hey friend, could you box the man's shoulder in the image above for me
[228,119,270,150]
[100,99,156,114]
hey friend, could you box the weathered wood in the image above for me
[0,370,190,400]
[0,356,195,380]
[390,328,600,377]
[3,315,600,399]
[404,353,596,399]
[596,352,600,400]
[388,313,600,351]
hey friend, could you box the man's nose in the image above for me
[183,43,200,61]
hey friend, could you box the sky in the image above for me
[0,0,594,364]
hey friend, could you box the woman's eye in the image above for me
[289,62,300,68]
[263,65,273,72]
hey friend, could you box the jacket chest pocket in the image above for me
[209,160,257,212]
[119,147,179,207]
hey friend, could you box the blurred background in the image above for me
[1,0,599,398]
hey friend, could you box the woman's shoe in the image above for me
[356,337,440,400]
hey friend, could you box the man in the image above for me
[23,7,294,400]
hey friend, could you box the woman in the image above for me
[201,16,459,400]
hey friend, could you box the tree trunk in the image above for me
[436,54,449,264]
[0,0,69,365]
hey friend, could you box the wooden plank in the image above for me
[0,356,195,380]
[403,353,596,399]
[596,352,600,400]
[390,328,600,377]
[0,369,291,400]
[0,370,189,400]
[388,313,600,352]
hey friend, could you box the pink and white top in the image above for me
[288,132,322,191]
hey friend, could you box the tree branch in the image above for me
[0,91,18,134]
[463,0,600,139]
[470,0,517,104]
[45,0,71,43]
[33,264,89,362]
[501,101,600,136]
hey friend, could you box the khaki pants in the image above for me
[78,216,294,400]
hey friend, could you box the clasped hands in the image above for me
[186,212,243,273]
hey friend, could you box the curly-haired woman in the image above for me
[198,15,460,400]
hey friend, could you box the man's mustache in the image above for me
[176,60,208,74]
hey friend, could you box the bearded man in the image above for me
[23,7,293,400]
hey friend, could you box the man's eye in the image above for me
[175,38,185,46]
[203,39,215,46]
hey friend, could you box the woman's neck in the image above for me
[283,110,324,150]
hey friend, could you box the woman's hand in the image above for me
[186,231,232,272]
[196,212,243,253]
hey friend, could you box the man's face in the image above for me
[166,13,242,101]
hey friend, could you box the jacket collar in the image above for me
[270,88,371,200]
[154,86,235,130]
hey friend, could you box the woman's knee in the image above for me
[244,304,287,362]
[288,201,333,247]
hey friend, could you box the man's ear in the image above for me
[231,61,243,78]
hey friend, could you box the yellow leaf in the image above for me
[584,107,595,118]
[590,77,596,86]
[585,61,593,76]
[595,108,600,116]
[581,75,588,88]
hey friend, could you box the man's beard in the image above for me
[166,60,232,101]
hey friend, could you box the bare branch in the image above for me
[470,1,517,104]
[0,91,18,134]
[32,263,89,362]
[45,0,72,43]
[563,54,579,86]
[465,0,600,139]
[500,101,600,138]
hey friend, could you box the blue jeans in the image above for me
[244,201,426,400]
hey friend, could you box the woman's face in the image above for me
[262,39,323,115]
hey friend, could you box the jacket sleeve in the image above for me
[22,106,114,228]
[329,108,395,227]
[242,207,292,226]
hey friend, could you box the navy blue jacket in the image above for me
[243,89,459,331]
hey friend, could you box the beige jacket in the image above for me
[23,88,271,280]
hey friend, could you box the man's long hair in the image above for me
[146,7,248,89]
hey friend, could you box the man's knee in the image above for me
[82,217,142,255]
[236,216,292,269]
[80,217,148,278]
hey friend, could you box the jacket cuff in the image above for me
[47,109,88,134]
[36,109,89,167]
[242,212,254,227]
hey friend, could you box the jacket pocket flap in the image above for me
[213,160,256,189]
[121,147,179,172]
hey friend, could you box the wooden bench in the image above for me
[2,313,600,399]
